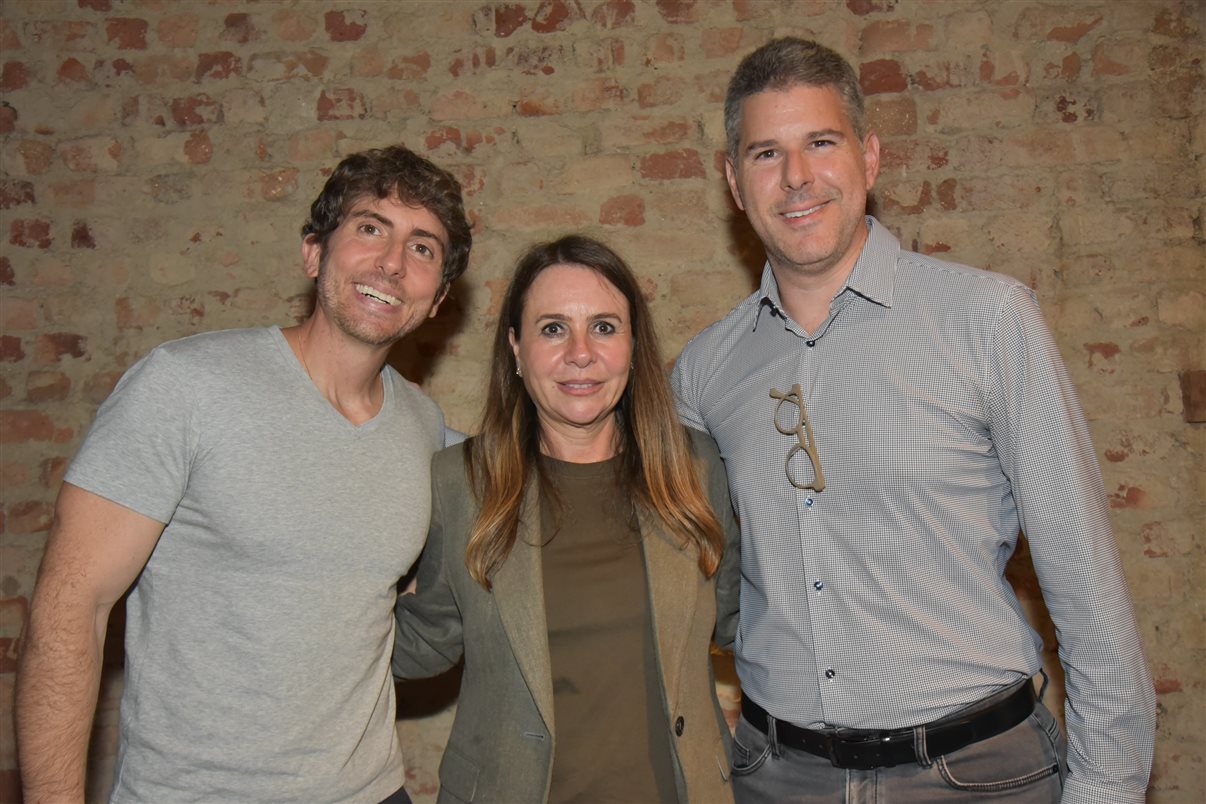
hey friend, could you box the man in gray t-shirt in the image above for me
[16,146,473,804]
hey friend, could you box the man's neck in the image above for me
[283,320,391,426]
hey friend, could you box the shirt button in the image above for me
[674,716,685,736]
[825,668,836,680]
[813,580,824,591]
[804,497,814,507]
[806,340,816,347]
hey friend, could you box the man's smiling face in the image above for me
[726,82,880,283]
[304,194,449,348]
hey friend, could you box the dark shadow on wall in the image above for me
[388,275,473,386]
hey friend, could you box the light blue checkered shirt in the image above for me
[672,217,1154,804]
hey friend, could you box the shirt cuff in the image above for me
[1062,774,1148,804]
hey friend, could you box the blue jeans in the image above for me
[731,695,1066,803]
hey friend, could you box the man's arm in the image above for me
[988,286,1155,804]
[16,483,166,804]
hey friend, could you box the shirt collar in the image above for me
[752,216,898,329]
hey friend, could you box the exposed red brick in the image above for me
[1154,678,1182,694]
[425,126,464,151]
[1180,370,1206,423]
[106,17,148,50]
[1084,342,1120,369]
[862,21,935,53]
[195,51,242,81]
[0,180,35,209]
[515,94,560,116]
[578,38,625,73]
[8,501,53,533]
[221,13,260,44]
[591,0,635,29]
[158,14,199,48]
[325,9,368,42]
[171,94,222,127]
[646,33,685,64]
[1108,485,1146,509]
[37,332,87,362]
[1048,16,1102,43]
[271,8,319,41]
[881,180,932,215]
[84,370,123,403]
[574,78,625,110]
[449,47,498,78]
[656,0,698,24]
[0,102,16,134]
[248,50,328,81]
[26,371,71,403]
[0,411,54,443]
[0,19,18,50]
[600,194,645,226]
[57,57,90,83]
[638,76,686,108]
[1152,8,1197,38]
[914,62,963,91]
[58,139,120,172]
[1054,94,1096,124]
[386,52,431,80]
[639,149,705,180]
[184,130,213,164]
[1,61,29,91]
[860,59,908,94]
[847,0,893,14]
[936,178,957,211]
[503,43,564,76]
[1091,44,1129,77]
[317,88,366,121]
[115,296,159,329]
[287,128,337,162]
[260,167,299,201]
[483,4,529,38]
[0,256,13,286]
[532,0,584,33]
[9,219,52,249]
[78,0,111,9]
[68,220,96,249]
[0,336,24,362]
[700,27,743,58]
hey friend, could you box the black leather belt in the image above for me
[741,682,1036,770]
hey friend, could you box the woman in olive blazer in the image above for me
[392,236,739,803]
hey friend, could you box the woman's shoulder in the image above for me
[684,425,721,463]
[432,438,475,488]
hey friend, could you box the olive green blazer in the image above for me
[393,429,740,803]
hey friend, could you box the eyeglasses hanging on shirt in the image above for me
[770,384,826,492]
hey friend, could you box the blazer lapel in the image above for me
[490,481,555,738]
[640,510,701,716]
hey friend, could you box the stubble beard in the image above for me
[314,261,430,348]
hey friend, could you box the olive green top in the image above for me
[540,455,677,804]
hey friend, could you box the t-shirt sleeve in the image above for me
[64,346,197,525]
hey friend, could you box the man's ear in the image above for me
[427,285,450,319]
[301,235,322,279]
[724,158,746,212]
[862,131,881,192]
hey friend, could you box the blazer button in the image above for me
[674,716,684,736]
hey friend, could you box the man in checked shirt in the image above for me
[673,37,1154,803]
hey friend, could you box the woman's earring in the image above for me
[516,365,523,378]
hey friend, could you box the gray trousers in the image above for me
[731,695,1067,803]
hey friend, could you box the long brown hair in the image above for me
[464,234,724,589]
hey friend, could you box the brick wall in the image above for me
[1,0,1202,801]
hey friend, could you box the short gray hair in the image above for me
[724,37,867,162]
